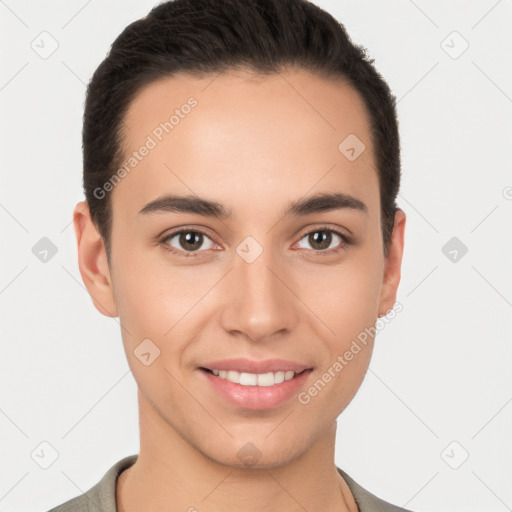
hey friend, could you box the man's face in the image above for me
[81,68,404,468]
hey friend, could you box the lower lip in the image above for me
[199,368,313,410]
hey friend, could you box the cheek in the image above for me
[110,249,223,371]
[300,252,383,339]
[111,245,200,328]
[297,264,382,415]
[110,257,195,404]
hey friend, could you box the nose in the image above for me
[219,243,299,343]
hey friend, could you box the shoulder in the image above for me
[46,454,138,512]
[337,467,414,512]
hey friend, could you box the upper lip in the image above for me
[200,358,312,374]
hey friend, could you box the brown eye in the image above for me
[296,228,351,254]
[162,229,216,256]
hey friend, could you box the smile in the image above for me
[202,368,301,387]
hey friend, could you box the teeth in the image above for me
[210,369,298,386]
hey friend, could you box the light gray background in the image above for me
[1,1,511,511]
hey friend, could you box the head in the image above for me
[74,0,405,469]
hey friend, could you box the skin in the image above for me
[73,67,406,512]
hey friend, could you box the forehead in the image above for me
[112,68,378,220]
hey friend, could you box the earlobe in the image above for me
[73,201,118,318]
[378,208,406,317]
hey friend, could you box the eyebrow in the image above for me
[138,192,368,219]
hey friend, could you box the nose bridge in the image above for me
[221,237,297,341]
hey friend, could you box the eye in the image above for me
[295,227,352,255]
[161,228,217,257]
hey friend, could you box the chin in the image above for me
[200,433,313,471]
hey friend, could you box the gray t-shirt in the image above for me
[47,454,412,512]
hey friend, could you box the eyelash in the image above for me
[160,225,353,258]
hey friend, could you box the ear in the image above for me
[378,208,406,317]
[73,201,118,318]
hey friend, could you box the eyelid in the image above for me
[295,224,352,243]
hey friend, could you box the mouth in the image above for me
[198,366,314,410]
